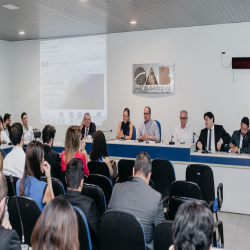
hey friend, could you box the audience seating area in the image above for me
[5,159,225,249]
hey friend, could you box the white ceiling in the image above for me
[1,0,250,41]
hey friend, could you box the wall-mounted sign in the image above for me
[232,57,250,69]
[133,63,175,94]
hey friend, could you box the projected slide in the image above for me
[40,35,107,126]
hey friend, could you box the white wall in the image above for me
[0,40,11,117]
[10,22,250,142]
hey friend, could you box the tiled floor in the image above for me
[219,211,250,249]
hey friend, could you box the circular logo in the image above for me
[134,67,146,85]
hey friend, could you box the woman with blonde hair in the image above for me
[61,125,89,174]
[31,197,79,250]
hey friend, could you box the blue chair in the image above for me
[73,206,92,250]
[186,164,223,221]
[132,125,136,140]
[88,161,112,181]
[154,120,161,141]
[81,183,107,216]
[9,196,41,246]
[40,176,65,196]
[100,210,147,250]
[151,159,176,205]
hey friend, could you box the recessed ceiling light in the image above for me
[19,31,25,35]
[130,21,137,25]
[2,4,19,10]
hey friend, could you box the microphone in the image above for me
[169,135,175,145]
[25,125,35,140]
[193,133,199,152]
[102,130,112,133]
[9,175,25,244]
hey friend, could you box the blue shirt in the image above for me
[16,176,47,212]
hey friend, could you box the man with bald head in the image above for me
[173,110,193,144]
[137,106,160,142]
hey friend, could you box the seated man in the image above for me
[0,115,10,143]
[42,125,61,178]
[173,110,193,144]
[80,113,96,139]
[170,200,214,250]
[3,113,11,139]
[108,151,165,250]
[197,112,230,152]
[226,117,250,154]
[137,106,160,142]
[21,112,34,143]
[3,123,25,178]
[0,172,21,250]
[62,158,100,250]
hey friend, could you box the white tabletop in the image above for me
[191,150,250,159]
[53,139,195,149]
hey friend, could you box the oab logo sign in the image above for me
[133,63,175,94]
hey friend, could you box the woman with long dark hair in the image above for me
[31,197,79,250]
[16,141,54,211]
[61,125,89,174]
[90,130,114,177]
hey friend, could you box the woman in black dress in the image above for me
[116,108,134,140]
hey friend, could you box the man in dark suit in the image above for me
[226,117,250,154]
[0,172,21,250]
[108,151,165,250]
[42,125,61,178]
[197,112,231,152]
[80,113,96,139]
[62,158,100,250]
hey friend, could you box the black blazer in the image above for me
[225,129,250,154]
[62,190,101,250]
[0,226,21,250]
[81,122,96,138]
[43,145,61,179]
[196,124,231,151]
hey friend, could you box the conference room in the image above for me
[1,1,250,249]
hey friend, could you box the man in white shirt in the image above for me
[21,112,34,143]
[137,106,160,142]
[173,110,193,144]
[0,116,10,143]
[3,123,25,178]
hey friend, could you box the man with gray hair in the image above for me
[80,113,96,139]
[108,151,165,250]
[173,110,193,144]
[0,172,21,249]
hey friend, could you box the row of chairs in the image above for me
[7,194,224,250]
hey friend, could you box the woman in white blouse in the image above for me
[0,116,10,143]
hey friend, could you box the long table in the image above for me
[2,140,250,214]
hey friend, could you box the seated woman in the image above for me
[16,141,54,212]
[116,108,133,140]
[31,197,79,250]
[61,125,89,175]
[0,115,10,143]
[90,130,116,178]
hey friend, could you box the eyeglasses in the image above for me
[84,119,91,121]
[180,117,187,120]
[144,113,150,115]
